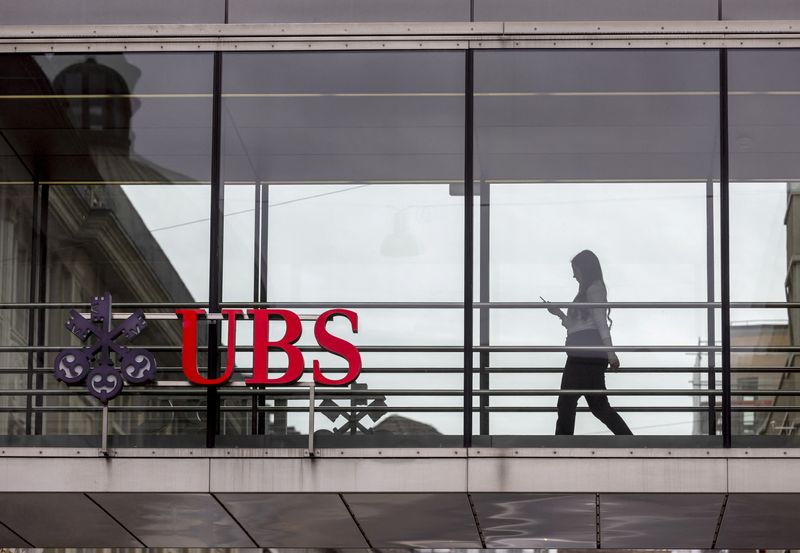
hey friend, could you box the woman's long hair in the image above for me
[568,249,613,328]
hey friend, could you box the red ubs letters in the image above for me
[175,309,361,386]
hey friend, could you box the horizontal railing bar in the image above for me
[485,406,800,413]
[8,344,800,353]
[3,366,800,374]
[0,301,799,310]
[0,405,462,413]
[0,388,795,397]
[0,345,734,352]
[8,367,791,374]
[0,406,712,413]
[1,405,798,414]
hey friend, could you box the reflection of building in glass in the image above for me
[0,55,198,439]
[766,181,800,435]
[374,414,440,435]
[693,182,800,437]
[693,323,789,435]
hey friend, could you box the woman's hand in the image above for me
[541,299,565,319]
[546,305,564,317]
[608,352,620,371]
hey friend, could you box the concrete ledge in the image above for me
[728,458,800,492]
[0,457,210,492]
[0,449,795,494]
[468,457,727,493]
[210,458,468,492]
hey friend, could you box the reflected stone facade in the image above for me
[0,56,196,441]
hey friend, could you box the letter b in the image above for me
[246,309,304,385]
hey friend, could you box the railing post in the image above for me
[99,404,109,457]
[308,382,316,456]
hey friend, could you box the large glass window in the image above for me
[729,49,800,444]
[473,50,721,442]
[221,51,465,446]
[0,52,214,446]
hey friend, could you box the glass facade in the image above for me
[473,50,720,442]
[0,45,797,448]
[220,51,465,445]
[728,50,800,442]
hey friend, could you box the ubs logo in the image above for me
[54,293,363,402]
[54,292,156,402]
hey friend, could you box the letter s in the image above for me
[312,309,361,386]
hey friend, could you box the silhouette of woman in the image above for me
[545,250,632,435]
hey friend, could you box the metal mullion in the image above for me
[252,184,261,305]
[33,178,48,435]
[206,50,224,448]
[478,179,490,436]
[258,181,270,434]
[463,48,474,447]
[249,183,260,435]
[720,48,732,448]
[24,179,40,434]
[706,179,717,436]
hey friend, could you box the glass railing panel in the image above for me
[472,307,722,446]
[216,308,464,448]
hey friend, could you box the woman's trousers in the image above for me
[555,329,632,435]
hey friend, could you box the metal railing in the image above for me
[1,300,798,451]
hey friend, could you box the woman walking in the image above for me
[545,250,632,435]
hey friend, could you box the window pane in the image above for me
[221,51,465,446]
[0,53,213,303]
[729,50,800,444]
[0,52,213,446]
[474,50,720,443]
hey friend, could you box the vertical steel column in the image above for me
[719,48,732,447]
[33,179,48,436]
[464,49,475,447]
[706,178,717,436]
[479,179,490,435]
[207,50,224,448]
[258,182,270,434]
[253,184,262,303]
[25,179,40,434]
[250,184,261,435]
[259,183,269,302]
